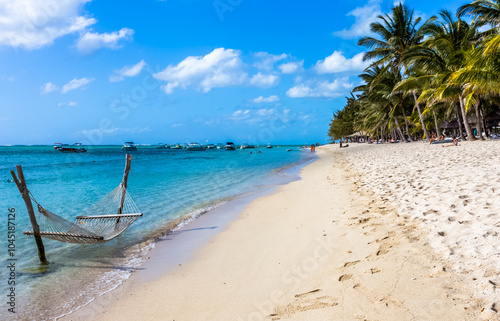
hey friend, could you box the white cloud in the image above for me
[224,107,292,126]
[256,108,274,116]
[253,52,288,70]
[278,61,303,74]
[76,28,134,54]
[0,0,96,49]
[232,109,250,117]
[171,123,183,128]
[58,101,78,107]
[41,82,58,94]
[79,127,150,137]
[249,73,279,88]
[252,95,279,103]
[110,60,146,82]
[153,48,247,93]
[333,0,382,39]
[286,78,353,98]
[61,77,94,93]
[162,82,179,94]
[0,117,10,122]
[315,51,368,73]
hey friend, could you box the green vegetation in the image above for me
[328,1,500,142]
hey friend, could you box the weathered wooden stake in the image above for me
[11,165,48,265]
[117,154,133,215]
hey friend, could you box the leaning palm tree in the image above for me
[358,4,436,139]
[354,66,408,141]
[452,41,500,139]
[396,9,478,140]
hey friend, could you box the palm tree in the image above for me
[358,4,435,71]
[358,4,436,140]
[458,0,500,28]
[396,9,478,140]
[354,66,408,141]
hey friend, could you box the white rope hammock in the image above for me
[23,184,142,244]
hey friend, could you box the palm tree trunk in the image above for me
[401,106,414,142]
[433,110,440,137]
[475,101,484,140]
[459,96,476,141]
[456,106,464,139]
[479,105,489,138]
[393,117,406,142]
[413,92,430,142]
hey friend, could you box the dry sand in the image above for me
[64,142,500,321]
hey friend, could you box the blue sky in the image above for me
[0,0,461,145]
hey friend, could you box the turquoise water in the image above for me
[0,145,313,320]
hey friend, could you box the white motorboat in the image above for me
[225,142,236,150]
[122,142,137,151]
[240,143,255,149]
[186,142,205,151]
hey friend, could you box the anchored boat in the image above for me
[122,142,137,151]
[240,143,255,149]
[54,143,87,153]
[186,142,206,151]
[225,142,236,150]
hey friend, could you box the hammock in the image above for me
[23,184,142,244]
[18,154,142,244]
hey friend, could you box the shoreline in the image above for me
[48,151,316,320]
[63,143,494,320]
[2,147,313,321]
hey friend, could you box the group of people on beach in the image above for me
[308,142,319,152]
[429,132,459,147]
[429,133,445,144]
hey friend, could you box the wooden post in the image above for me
[10,165,48,265]
[117,154,133,215]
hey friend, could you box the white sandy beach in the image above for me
[63,142,500,321]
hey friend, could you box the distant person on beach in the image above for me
[442,136,458,147]
[310,144,315,152]
[339,141,343,148]
[429,133,437,144]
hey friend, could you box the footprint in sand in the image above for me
[271,290,338,320]
[294,289,321,298]
[339,274,352,281]
[343,260,360,268]
[368,268,381,274]
[376,247,390,256]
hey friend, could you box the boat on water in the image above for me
[122,142,137,151]
[225,142,236,150]
[54,143,87,153]
[240,143,255,149]
[156,143,170,149]
[266,143,273,149]
[186,142,206,151]
[171,144,183,149]
[216,143,223,149]
[206,144,216,149]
